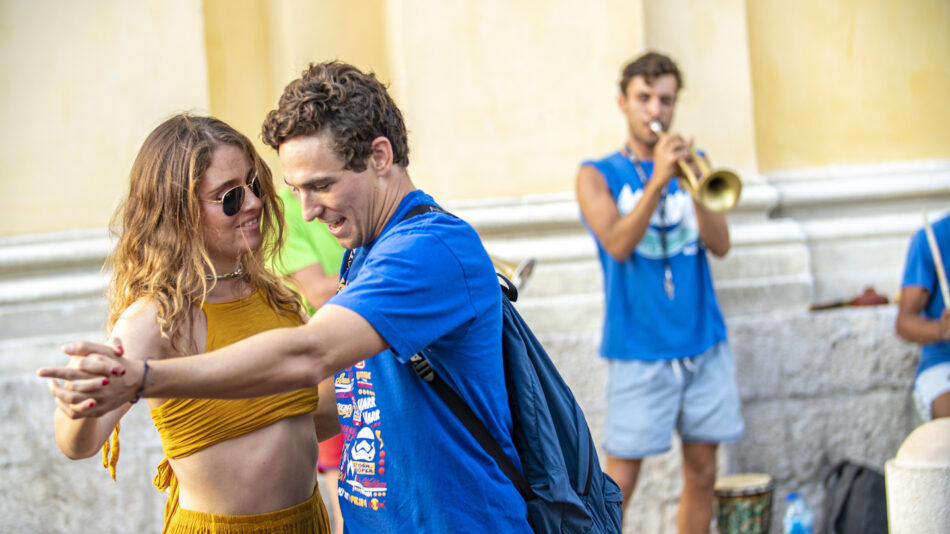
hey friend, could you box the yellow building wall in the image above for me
[386,0,644,200]
[0,0,211,236]
[747,0,950,171]
[202,0,274,170]
[6,1,947,237]
[202,0,392,178]
[204,0,644,201]
[643,0,760,180]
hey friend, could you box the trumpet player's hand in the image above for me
[681,139,703,184]
[651,132,692,189]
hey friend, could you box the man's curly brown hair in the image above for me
[619,51,683,95]
[262,61,409,172]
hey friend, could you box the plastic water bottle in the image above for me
[782,492,814,534]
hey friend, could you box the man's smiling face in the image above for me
[279,133,384,250]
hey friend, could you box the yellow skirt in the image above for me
[165,486,331,534]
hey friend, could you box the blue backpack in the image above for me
[404,204,623,533]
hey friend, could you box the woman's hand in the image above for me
[37,338,143,418]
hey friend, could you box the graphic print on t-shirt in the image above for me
[336,359,387,512]
[617,184,699,260]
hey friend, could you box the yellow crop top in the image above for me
[101,289,318,531]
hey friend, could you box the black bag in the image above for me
[823,460,888,534]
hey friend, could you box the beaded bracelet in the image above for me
[130,358,153,404]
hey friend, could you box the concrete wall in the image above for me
[459,188,937,533]
[2,1,949,532]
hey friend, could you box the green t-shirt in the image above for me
[271,188,345,315]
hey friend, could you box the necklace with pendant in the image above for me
[624,146,674,300]
[205,265,244,282]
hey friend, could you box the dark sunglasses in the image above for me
[204,176,265,216]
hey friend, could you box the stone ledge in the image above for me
[448,181,784,236]
[0,330,106,374]
[0,271,108,305]
[801,211,945,243]
[0,297,108,340]
[766,159,950,221]
[0,229,112,275]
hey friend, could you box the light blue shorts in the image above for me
[604,341,744,458]
[913,362,950,422]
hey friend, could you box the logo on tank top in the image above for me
[617,185,700,259]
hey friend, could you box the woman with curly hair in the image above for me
[46,114,335,533]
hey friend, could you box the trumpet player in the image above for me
[575,51,743,534]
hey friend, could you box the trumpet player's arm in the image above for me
[895,286,950,343]
[576,164,670,261]
[693,204,730,257]
[37,303,388,418]
[691,153,730,257]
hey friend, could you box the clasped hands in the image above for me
[36,338,144,418]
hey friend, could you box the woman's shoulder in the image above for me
[113,297,199,358]
[113,297,162,333]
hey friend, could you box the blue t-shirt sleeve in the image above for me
[329,231,478,362]
[902,229,935,292]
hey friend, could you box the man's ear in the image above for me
[369,136,393,175]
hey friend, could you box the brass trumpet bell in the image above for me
[695,168,742,213]
[489,255,536,291]
[649,121,742,212]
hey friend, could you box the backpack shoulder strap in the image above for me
[409,352,535,499]
[402,202,449,220]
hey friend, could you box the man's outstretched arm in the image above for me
[38,304,387,418]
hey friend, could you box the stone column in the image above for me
[885,418,950,534]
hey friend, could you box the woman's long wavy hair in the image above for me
[107,113,301,354]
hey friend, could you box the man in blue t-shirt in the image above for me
[575,51,743,533]
[46,62,532,533]
[896,212,950,422]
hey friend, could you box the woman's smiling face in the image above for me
[197,143,264,270]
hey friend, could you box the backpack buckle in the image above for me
[410,354,434,382]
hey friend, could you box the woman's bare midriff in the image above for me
[169,412,319,515]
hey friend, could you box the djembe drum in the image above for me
[714,473,775,534]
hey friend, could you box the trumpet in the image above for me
[649,120,742,212]
[489,255,536,291]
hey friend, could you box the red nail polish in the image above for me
[120,369,126,376]
[111,367,119,375]
[102,378,109,386]
[88,400,96,408]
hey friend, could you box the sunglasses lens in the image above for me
[221,186,244,216]
[249,176,265,200]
